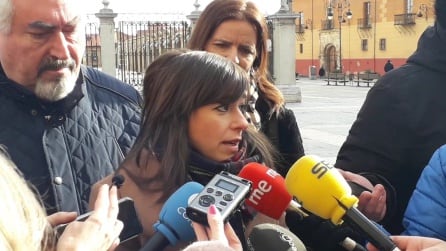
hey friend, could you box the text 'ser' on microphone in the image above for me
[285,155,401,251]
[239,163,366,251]
[139,181,204,251]
[248,223,307,251]
[238,162,307,220]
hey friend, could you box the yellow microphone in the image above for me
[285,155,357,225]
[285,155,400,251]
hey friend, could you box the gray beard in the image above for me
[34,73,77,101]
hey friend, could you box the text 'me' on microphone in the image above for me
[285,155,400,251]
[238,162,307,220]
[240,162,366,251]
[139,181,203,251]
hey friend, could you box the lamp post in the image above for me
[311,0,314,67]
[327,1,352,73]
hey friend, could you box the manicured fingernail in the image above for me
[209,204,217,215]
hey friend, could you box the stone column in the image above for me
[95,0,117,77]
[268,5,302,103]
[186,0,202,32]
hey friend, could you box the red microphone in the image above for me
[238,162,305,219]
[239,163,368,251]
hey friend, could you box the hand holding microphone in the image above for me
[340,169,388,222]
[238,162,366,251]
[285,155,400,251]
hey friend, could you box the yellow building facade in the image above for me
[292,0,434,76]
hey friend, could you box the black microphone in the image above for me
[111,174,125,188]
[286,210,368,251]
[247,223,307,251]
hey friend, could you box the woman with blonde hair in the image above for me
[0,148,123,251]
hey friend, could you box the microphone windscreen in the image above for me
[111,174,125,188]
[285,155,358,224]
[238,163,292,219]
[248,223,307,251]
[154,181,204,245]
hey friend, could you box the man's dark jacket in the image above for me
[336,23,446,234]
[0,66,142,215]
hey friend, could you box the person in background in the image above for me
[384,60,394,73]
[318,66,326,78]
[0,147,123,251]
[90,50,278,250]
[187,0,304,177]
[0,0,141,217]
[335,0,446,235]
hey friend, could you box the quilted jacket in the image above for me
[0,65,142,215]
[403,144,446,239]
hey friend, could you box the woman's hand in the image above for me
[57,184,123,251]
[47,211,78,227]
[338,169,387,222]
[367,235,446,251]
[189,204,242,251]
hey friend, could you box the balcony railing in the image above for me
[357,18,372,29]
[394,13,416,25]
[321,19,334,30]
[296,24,305,33]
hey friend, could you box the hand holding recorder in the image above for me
[186,171,252,226]
[185,204,242,251]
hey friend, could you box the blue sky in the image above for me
[88,0,282,15]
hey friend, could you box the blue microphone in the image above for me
[139,181,204,251]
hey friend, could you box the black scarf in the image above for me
[187,148,261,184]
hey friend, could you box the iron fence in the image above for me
[82,18,191,88]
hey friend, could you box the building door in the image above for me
[326,45,337,73]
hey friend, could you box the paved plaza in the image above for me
[286,78,371,165]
